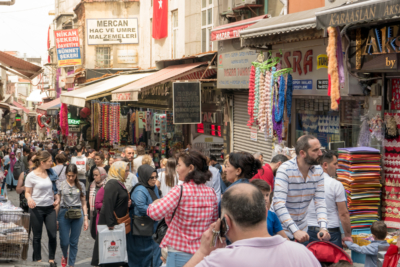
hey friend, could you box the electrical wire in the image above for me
[0,3,53,13]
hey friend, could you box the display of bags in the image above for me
[98,224,128,264]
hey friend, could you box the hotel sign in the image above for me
[317,0,400,29]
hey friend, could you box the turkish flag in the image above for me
[152,0,168,39]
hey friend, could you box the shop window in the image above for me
[171,10,178,59]
[201,0,213,52]
[96,47,110,68]
[294,98,365,150]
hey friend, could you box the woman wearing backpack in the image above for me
[16,152,37,213]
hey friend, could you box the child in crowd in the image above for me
[250,179,288,239]
[345,221,389,267]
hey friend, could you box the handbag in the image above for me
[152,185,183,244]
[61,181,82,220]
[114,209,131,234]
[115,181,131,234]
[132,215,154,236]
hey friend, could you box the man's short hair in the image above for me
[137,145,145,156]
[123,146,135,154]
[210,155,217,161]
[221,184,266,229]
[370,221,387,240]
[253,152,263,159]
[295,135,317,156]
[271,154,289,164]
[76,145,84,153]
[23,147,30,154]
[320,150,338,165]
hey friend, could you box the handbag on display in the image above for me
[152,185,183,244]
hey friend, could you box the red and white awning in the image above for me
[210,15,269,41]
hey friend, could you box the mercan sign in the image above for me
[87,18,139,45]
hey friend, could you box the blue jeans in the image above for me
[306,229,343,248]
[166,251,193,267]
[58,208,83,266]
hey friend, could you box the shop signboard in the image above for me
[87,18,139,45]
[217,40,256,89]
[54,29,81,67]
[173,82,201,124]
[218,39,329,95]
[316,0,400,29]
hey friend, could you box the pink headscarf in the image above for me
[9,152,17,172]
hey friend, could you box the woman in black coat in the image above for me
[91,161,130,267]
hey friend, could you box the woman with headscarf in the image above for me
[127,165,161,267]
[89,167,107,239]
[5,152,18,191]
[91,161,130,267]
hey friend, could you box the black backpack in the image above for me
[13,160,24,180]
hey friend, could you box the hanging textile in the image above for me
[327,27,340,110]
[274,75,286,123]
[253,67,261,121]
[247,66,256,128]
[286,74,293,123]
[60,103,69,136]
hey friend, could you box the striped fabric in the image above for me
[273,157,327,239]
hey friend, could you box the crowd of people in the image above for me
[0,133,391,267]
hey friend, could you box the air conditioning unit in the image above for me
[235,0,256,7]
[222,0,234,13]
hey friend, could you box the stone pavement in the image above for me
[1,190,367,267]
[4,190,93,267]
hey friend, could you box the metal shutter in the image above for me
[233,92,273,162]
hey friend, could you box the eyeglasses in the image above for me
[150,176,158,180]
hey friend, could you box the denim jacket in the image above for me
[46,168,59,195]
[130,185,160,232]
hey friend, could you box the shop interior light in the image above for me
[197,123,204,134]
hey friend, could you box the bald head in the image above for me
[221,183,266,229]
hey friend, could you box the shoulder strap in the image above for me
[57,165,65,177]
[171,185,183,221]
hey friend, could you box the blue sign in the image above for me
[293,79,313,90]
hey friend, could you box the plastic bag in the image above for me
[98,223,128,264]
[382,245,400,267]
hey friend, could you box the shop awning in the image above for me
[211,15,269,41]
[0,51,43,80]
[61,72,153,107]
[316,0,398,29]
[12,101,30,114]
[112,62,209,102]
[36,98,60,115]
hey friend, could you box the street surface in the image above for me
[3,190,364,267]
[6,190,93,267]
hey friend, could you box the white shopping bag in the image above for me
[98,223,128,264]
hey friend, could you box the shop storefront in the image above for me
[111,60,221,164]
[314,0,400,252]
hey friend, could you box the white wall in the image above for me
[55,0,80,17]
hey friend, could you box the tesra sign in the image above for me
[87,18,139,45]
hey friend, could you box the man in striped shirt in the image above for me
[273,135,330,243]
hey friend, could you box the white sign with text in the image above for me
[87,18,139,45]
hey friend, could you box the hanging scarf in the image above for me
[89,167,107,219]
[133,164,159,201]
[274,75,285,123]
[286,74,293,123]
